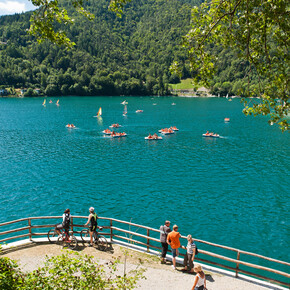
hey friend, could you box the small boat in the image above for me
[94,107,102,118]
[136,110,143,113]
[228,99,232,101]
[66,124,76,129]
[102,129,112,135]
[49,100,53,104]
[56,99,59,106]
[171,103,176,106]
[170,126,179,131]
[109,123,122,128]
[159,128,174,135]
[42,99,46,106]
[145,136,162,140]
[153,103,157,106]
[224,118,230,122]
[111,132,127,138]
[123,104,127,116]
[202,133,220,138]
[146,133,162,139]
[121,100,128,105]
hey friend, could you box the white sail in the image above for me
[123,105,127,116]
[97,107,102,117]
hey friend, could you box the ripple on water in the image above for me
[0,97,289,264]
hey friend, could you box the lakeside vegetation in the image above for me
[0,0,198,97]
[0,248,145,289]
[0,0,261,99]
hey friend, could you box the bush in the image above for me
[0,257,24,289]
[23,250,145,289]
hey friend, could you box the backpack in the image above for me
[195,246,199,255]
[63,213,70,228]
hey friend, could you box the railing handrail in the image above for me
[1,216,289,266]
[0,215,289,287]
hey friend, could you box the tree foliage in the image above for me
[178,0,289,131]
[0,250,145,289]
[0,0,195,96]
[0,257,24,289]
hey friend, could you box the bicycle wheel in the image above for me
[64,235,78,250]
[96,235,108,251]
[80,229,90,244]
[47,229,57,243]
[56,235,64,247]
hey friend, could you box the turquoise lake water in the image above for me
[0,96,289,265]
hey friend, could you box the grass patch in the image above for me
[169,78,195,90]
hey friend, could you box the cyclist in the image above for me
[56,208,71,237]
[85,207,98,246]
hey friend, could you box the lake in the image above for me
[0,96,289,265]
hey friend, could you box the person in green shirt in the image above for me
[85,207,98,246]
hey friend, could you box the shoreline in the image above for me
[0,94,245,99]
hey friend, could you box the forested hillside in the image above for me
[0,0,261,97]
[0,0,201,96]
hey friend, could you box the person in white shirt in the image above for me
[181,234,196,272]
[191,264,207,290]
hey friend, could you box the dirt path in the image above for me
[2,242,283,290]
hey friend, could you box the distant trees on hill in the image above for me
[0,0,196,96]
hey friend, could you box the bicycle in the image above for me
[47,227,78,250]
[80,226,108,251]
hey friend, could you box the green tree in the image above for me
[177,0,289,131]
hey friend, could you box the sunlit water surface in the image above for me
[0,96,289,265]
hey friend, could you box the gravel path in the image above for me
[2,242,285,290]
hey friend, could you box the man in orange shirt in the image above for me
[167,224,181,270]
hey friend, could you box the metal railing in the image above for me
[0,216,289,288]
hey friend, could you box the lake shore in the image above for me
[2,242,285,290]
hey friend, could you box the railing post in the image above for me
[28,218,32,241]
[236,251,240,277]
[147,229,150,252]
[71,217,74,233]
[110,220,113,242]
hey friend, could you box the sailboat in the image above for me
[42,99,46,106]
[94,107,102,117]
[123,104,127,116]
[56,99,60,106]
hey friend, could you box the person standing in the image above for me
[85,207,98,247]
[55,208,71,237]
[181,234,196,272]
[191,264,207,290]
[159,220,171,263]
[167,224,181,270]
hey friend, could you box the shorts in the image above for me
[56,224,69,233]
[172,248,179,258]
[89,225,97,232]
[56,223,63,230]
